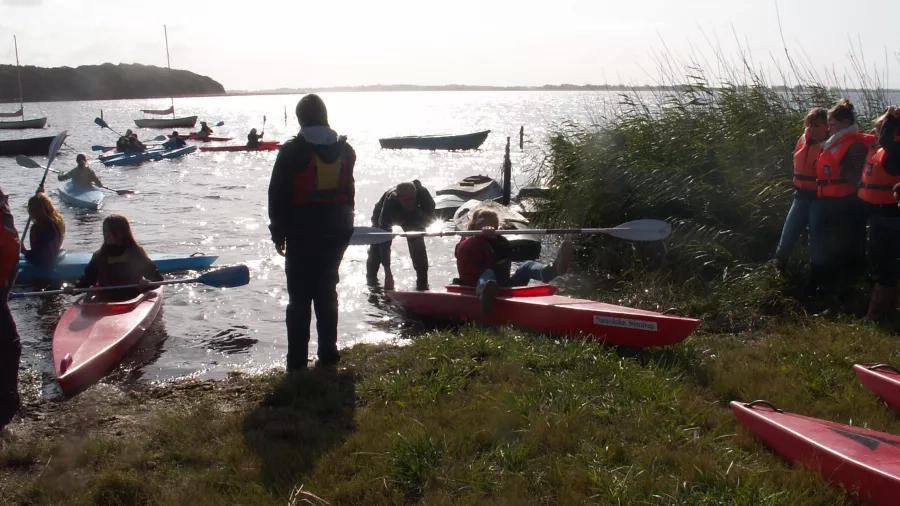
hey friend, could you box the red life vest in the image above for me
[816,132,875,198]
[291,143,353,206]
[792,129,820,191]
[858,138,900,205]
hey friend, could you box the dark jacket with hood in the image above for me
[268,126,356,245]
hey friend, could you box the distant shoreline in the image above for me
[225,84,900,95]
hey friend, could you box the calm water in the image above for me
[0,91,612,399]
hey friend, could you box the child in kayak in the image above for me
[455,208,572,315]
[0,187,21,437]
[57,154,102,191]
[64,215,163,301]
[21,193,65,270]
[247,128,264,148]
[164,131,187,150]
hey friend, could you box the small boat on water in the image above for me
[132,26,196,129]
[0,36,48,130]
[58,181,104,210]
[434,175,502,220]
[379,130,490,151]
[453,199,541,261]
[388,284,701,347]
[101,144,197,166]
[53,287,164,395]
[0,134,59,156]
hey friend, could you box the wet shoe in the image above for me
[553,240,573,276]
[479,280,499,316]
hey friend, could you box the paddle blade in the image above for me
[48,131,67,163]
[116,189,136,195]
[94,117,110,129]
[196,265,250,288]
[604,219,672,241]
[91,145,110,151]
[350,226,394,246]
[151,135,167,142]
[214,121,224,127]
[15,155,42,169]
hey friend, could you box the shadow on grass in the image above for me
[242,367,356,497]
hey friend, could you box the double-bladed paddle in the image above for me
[9,265,250,299]
[348,219,672,246]
[15,156,135,195]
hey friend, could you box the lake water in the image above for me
[1,91,617,399]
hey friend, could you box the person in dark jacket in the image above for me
[64,214,163,302]
[247,128,264,148]
[0,187,21,436]
[455,208,572,315]
[268,94,356,371]
[21,193,65,270]
[366,180,435,290]
[164,131,187,150]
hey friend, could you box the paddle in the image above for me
[348,219,673,246]
[9,265,250,299]
[15,156,136,195]
[16,131,67,243]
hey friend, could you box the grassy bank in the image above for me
[2,322,900,505]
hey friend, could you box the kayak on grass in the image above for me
[15,252,218,285]
[58,181,104,210]
[854,364,900,410]
[731,400,900,506]
[53,287,164,395]
[199,141,281,152]
[387,284,701,347]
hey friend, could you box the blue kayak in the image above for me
[160,144,198,159]
[57,181,104,210]
[16,252,219,285]
[102,145,196,166]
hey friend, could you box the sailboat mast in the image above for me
[164,25,174,118]
[13,36,24,118]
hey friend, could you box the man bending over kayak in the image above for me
[0,187,21,438]
[456,208,572,315]
[366,180,435,290]
[58,154,102,191]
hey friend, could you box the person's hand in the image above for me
[36,184,44,194]
[274,239,286,257]
[481,226,497,238]
[62,284,75,295]
[137,278,151,293]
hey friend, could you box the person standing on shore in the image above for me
[0,187,21,436]
[773,108,827,273]
[268,94,356,371]
[366,181,435,291]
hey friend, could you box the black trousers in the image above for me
[869,213,900,287]
[0,286,21,427]
[366,226,429,287]
[284,236,348,369]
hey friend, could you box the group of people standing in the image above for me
[776,99,900,319]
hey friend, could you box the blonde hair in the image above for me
[28,193,65,235]
[466,208,499,230]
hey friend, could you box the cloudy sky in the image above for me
[1,0,898,91]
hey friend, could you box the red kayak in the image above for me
[199,141,281,152]
[855,364,900,410]
[387,284,700,347]
[52,287,163,395]
[731,400,900,505]
[184,134,233,142]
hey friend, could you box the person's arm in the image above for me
[881,114,900,175]
[345,143,356,211]
[417,185,436,220]
[89,169,102,188]
[137,249,164,282]
[842,142,870,186]
[57,168,75,181]
[371,192,387,227]
[74,254,99,288]
[268,144,294,253]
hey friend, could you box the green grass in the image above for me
[3,323,900,505]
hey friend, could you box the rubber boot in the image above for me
[865,284,897,322]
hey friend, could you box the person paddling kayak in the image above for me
[63,215,163,302]
[268,94,356,371]
[58,154,102,191]
[455,208,572,315]
[0,187,21,438]
[164,131,187,150]
[247,128,264,148]
[366,180,435,290]
[116,129,145,153]
[195,121,214,140]
[21,193,65,271]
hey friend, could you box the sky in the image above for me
[1,0,899,91]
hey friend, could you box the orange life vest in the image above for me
[291,143,353,206]
[858,138,900,205]
[792,129,820,191]
[816,132,875,198]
